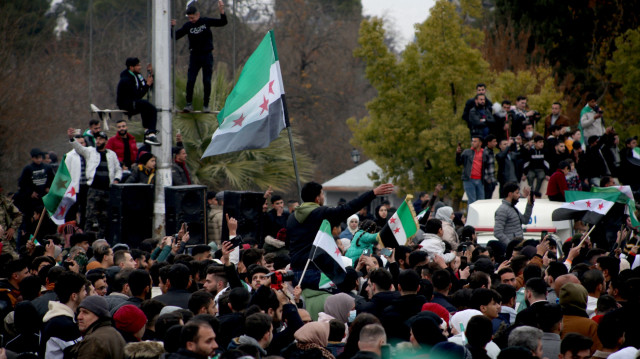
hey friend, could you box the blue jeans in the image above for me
[464,179,485,204]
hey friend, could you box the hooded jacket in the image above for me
[560,283,602,351]
[287,190,377,271]
[40,301,82,359]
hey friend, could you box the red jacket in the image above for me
[106,134,138,165]
[546,169,568,200]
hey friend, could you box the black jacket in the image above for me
[153,289,191,309]
[356,291,400,317]
[431,292,457,313]
[217,312,245,351]
[462,97,493,127]
[267,303,303,356]
[287,190,377,272]
[266,209,289,239]
[175,15,228,55]
[116,69,150,110]
[380,294,427,343]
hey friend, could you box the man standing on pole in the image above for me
[172,1,227,113]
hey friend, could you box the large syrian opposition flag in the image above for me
[378,198,419,248]
[202,30,287,158]
[552,192,617,224]
[310,220,347,286]
[42,155,79,225]
[590,186,640,227]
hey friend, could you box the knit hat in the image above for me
[79,295,110,318]
[520,245,537,260]
[138,152,154,166]
[422,302,451,327]
[114,305,147,334]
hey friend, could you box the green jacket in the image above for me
[302,288,331,322]
[345,230,380,264]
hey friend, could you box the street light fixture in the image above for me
[351,148,360,164]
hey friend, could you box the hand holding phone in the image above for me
[223,236,242,250]
[362,248,371,257]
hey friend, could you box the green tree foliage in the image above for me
[492,0,640,115]
[489,67,564,133]
[607,28,640,110]
[348,1,489,196]
[349,0,564,197]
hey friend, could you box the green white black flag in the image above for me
[202,30,287,158]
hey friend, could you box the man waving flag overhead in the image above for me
[202,30,287,158]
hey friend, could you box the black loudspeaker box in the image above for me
[165,185,207,245]
[221,191,265,246]
[109,183,154,249]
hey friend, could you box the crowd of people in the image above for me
[457,86,640,204]
[3,6,640,357]
[2,162,640,359]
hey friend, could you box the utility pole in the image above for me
[151,0,173,235]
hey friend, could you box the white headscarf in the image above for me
[450,309,483,335]
[346,214,360,235]
[435,206,454,225]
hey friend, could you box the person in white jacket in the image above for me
[66,128,122,238]
[419,218,456,264]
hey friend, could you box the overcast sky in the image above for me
[361,0,436,49]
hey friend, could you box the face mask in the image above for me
[526,131,533,138]
[348,310,357,323]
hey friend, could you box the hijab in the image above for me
[435,206,454,225]
[294,322,330,346]
[294,322,335,359]
[346,214,359,236]
[323,293,355,324]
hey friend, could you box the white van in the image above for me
[466,198,573,245]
